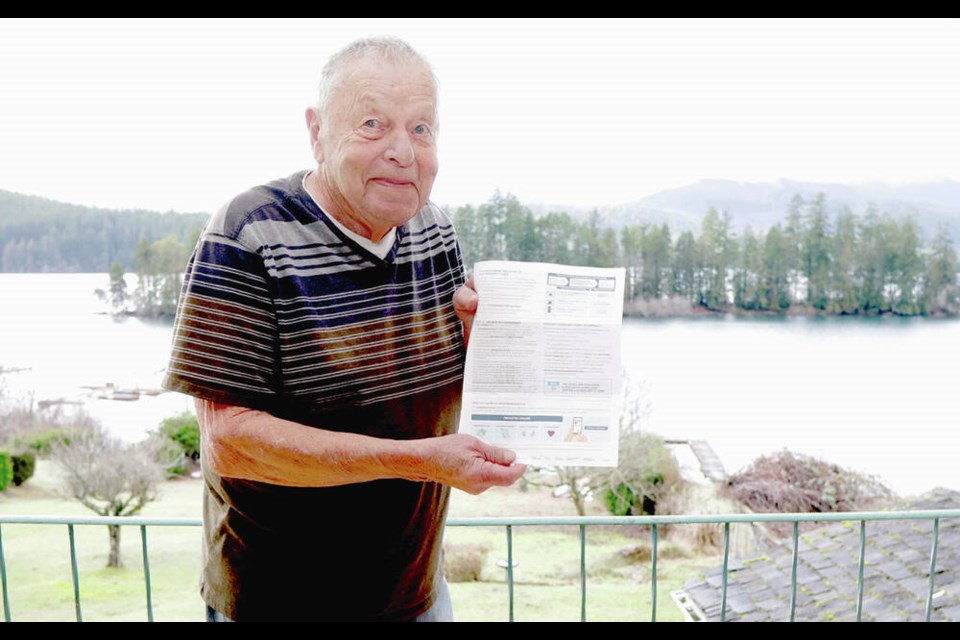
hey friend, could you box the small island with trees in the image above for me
[454,190,958,317]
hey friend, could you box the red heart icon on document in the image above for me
[547,430,556,437]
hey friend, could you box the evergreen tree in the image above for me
[639,224,671,300]
[856,207,889,314]
[697,207,734,310]
[830,208,859,314]
[535,212,578,266]
[107,260,128,310]
[452,204,479,269]
[620,224,644,300]
[761,224,791,310]
[923,225,959,314]
[803,193,832,309]
[890,218,923,315]
[733,227,762,310]
[671,230,698,302]
[784,194,806,303]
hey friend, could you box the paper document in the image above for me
[459,261,625,467]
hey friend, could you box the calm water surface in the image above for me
[0,273,193,443]
[623,314,959,497]
[1,274,956,497]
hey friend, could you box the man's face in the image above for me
[308,58,439,242]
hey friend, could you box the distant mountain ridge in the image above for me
[606,179,960,241]
[635,178,960,225]
[526,179,960,241]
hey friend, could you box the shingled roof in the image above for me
[678,488,960,622]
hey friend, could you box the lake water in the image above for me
[1,273,957,498]
[0,273,194,443]
[623,313,959,498]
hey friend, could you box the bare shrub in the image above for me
[52,424,177,567]
[0,396,98,455]
[656,483,765,558]
[723,449,894,537]
[443,543,489,582]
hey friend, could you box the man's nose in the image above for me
[384,129,415,166]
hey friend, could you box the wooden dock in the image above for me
[688,440,727,482]
[666,438,727,483]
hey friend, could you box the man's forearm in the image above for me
[196,399,525,494]
[198,399,431,487]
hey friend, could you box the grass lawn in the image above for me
[0,460,204,622]
[0,461,722,622]
[446,484,722,622]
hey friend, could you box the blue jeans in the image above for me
[205,577,454,622]
[415,576,454,622]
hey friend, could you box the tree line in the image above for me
[3,187,957,317]
[454,192,959,317]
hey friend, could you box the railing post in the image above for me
[650,523,658,623]
[579,524,586,622]
[506,524,514,623]
[141,525,153,622]
[68,524,82,622]
[0,523,10,622]
[856,520,866,622]
[925,518,940,622]
[789,521,799,622]
[720,521,730,622]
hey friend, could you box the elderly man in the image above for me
[163,37,525,622]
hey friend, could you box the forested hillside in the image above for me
[0,190,208,273]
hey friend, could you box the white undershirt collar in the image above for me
[302,173,397,260]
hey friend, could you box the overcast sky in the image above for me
[1,18,957,214]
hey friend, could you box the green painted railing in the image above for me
[1,509,957,622]
[0,515,199,623]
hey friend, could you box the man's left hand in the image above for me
[453,277,478,347]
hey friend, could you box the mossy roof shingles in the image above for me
[681,488,960,622]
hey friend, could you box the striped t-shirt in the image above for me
[162,171,466,620]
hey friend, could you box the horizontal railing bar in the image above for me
[1,510,957,528]
[447,509,960,526]
[0,516,202,526]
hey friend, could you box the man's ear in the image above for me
[305,107,323,164]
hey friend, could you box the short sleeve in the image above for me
[162,228,280,411]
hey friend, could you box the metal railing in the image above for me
[1,509,958,622]
[0,515,200,622]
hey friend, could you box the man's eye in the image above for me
[363,119,380,129]
[413,124,429,135]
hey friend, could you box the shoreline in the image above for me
[622,300,959,320]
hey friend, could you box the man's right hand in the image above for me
[417,433,526,495]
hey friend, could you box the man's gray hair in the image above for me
[316,36,438,124]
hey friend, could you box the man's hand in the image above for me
[420,433,526,495]
[453,276,478,347]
